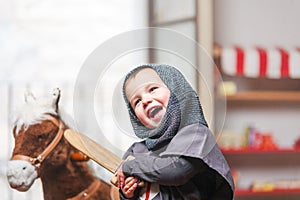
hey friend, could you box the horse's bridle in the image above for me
[11,115,100,199]
[11,114,65,176]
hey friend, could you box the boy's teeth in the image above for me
[149,107,163,118]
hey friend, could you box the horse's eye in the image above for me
[38,134,47,139]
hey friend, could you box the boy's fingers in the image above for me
[123,182,137,198]
[117,172,125,188]
[125,176,137,184]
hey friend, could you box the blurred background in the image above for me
[1,0,300,199]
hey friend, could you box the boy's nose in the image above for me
[142,94,152,105]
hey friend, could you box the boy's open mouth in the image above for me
[149,106,163,118]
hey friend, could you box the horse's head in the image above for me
[7,88,71,192]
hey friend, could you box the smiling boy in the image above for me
[116,64,234,200]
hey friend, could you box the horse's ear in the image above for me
[24,90,36,103]
[52,88,61,112]
[13,126,18,138]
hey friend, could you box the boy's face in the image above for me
[125,68,170,129]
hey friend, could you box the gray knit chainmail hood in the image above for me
[122,64,208,150]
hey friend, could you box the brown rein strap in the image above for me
[12,115,65,170]
[67,179,101,200]
[12,115,99,199]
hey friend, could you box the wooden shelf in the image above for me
[235,188,300,197]
[222,148,300,155]
[225,91,300,101]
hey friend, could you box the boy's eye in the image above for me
[134,99,141,107]
[149,86,158,92]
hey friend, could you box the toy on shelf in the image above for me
[219,126,279,150]
[244,126,278,150]
[217,130,244,150]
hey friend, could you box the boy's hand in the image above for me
[121,176,138,198]
[116,169,138,198]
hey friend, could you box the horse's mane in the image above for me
[12,95,77,135]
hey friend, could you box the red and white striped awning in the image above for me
[220,46,300,79]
